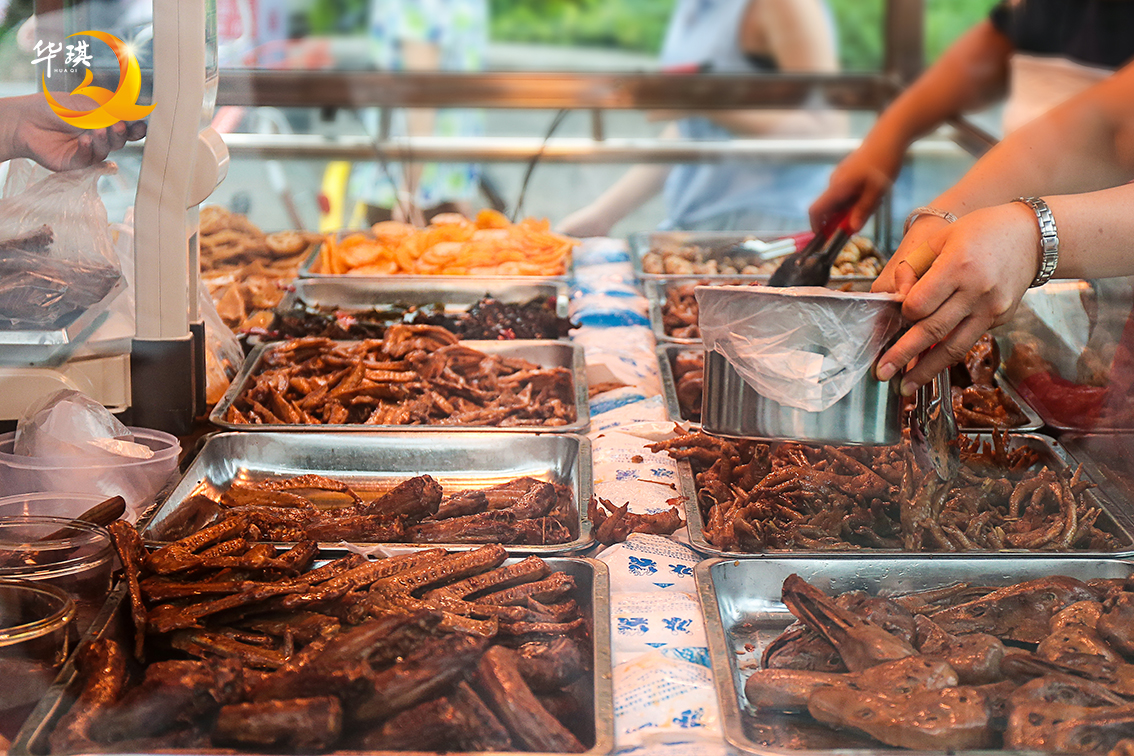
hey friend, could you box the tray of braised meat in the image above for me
[657,337,1042,433]
[15,524,612,755]
[261,278,572,343]
[698,556,1134,755]
[650,426,1134,557]
[142,432,594,554]
[630,231,885,282]
[211,325,587,432]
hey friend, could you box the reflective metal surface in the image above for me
[142,431,594,555]
[696,556,1134,756]
[701,349,902,446]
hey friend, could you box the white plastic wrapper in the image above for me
[590,398,668,436]
[590,387,652,418]
[591,430,681,513]
[596,534,700,593]
[611,592,707,667]
[613,652,722,750]
[697,285,902,412]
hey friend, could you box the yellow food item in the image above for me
[314,211,575,277]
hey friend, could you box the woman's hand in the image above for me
[872,202,1042,394]
[809,139,903,234]
[5,94,145,171]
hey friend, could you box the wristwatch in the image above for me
[903,206,958,235]
[1013,197,1060,288]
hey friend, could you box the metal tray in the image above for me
[210,339,590,433]
[629,230,885,284]
[677,432,1134,558]
[141,431,594,555]
[657,345,1043,434]
[1062,433,1134,516]
[996,367,1134,435]
[0,274,126,367]
[298,232,574,282]
[281,277,571,323]
[12,556,614,756]
[696,556,1134,756]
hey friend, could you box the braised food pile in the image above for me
[745,572,1134,753]
[313,210,575,277]
[223,325,576,427]
[269,295,572,342]
[643,235,882,277]
[48,525,592,754]
[650,428,1121,553]
[0,224,120,330]
[172,473,577,546]
[200,207,323,332]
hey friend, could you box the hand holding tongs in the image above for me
[767,212,854,288]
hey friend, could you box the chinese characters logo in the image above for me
[34,30,155,129]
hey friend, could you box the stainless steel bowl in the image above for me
[700,348,901,445]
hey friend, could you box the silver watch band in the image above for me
[903,206,958,235]
[1014,197,1059,288]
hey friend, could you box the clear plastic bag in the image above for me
[697,285,903,412]
[0,161,122,329]
[199,280,245,405]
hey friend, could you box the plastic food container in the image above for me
[0,579,74,741]
[0,428,180,517]
[0,516,114,635]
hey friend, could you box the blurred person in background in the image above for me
[810,0,1134,234]
[868,60,1134,399]
[557,0,843,236]
[348,0,487,226]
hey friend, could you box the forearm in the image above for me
[1046,184,1134,279]
[705,108,846,137]
[932,64,1134,215]
[585,162,671,222]
[863,21,1012,162]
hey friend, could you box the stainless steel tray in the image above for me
[678,432,1134,558]
[0,274,126,367]
[298,233,574,282]
[657,346,1042,434]
[282,277,571,322]
[142,431,594,555]
[658,343,701,428]
[1062,433,1134,519]
[210,339,590,433]
[696,556,1134,756]
[12,556,614,756]
[629,230,885,284]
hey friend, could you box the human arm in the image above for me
[0,93,145,171]
[555,123,678,237]
[809,20,1014,232]
[871,62,1134,392]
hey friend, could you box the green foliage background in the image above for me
[488,0,997,70]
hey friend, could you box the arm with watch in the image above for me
[869,58,1134,394]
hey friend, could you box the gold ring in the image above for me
[901,243,938,277]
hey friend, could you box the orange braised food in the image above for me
[313,210,575,277]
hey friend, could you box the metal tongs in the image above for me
[767,212,854,288]
[719,233,809,262]
[911,363,961,481]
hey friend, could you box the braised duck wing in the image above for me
[914,614,1005,684]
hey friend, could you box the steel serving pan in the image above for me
[210,339,590,433]
[298,231,575,282]
[12,556,614,756]
[657,344,1042,433]
[678,432,1134,558]
[629,230,886,284]
[281,278,571,323]
[141,431,594,555]
[695,556,1134,756]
